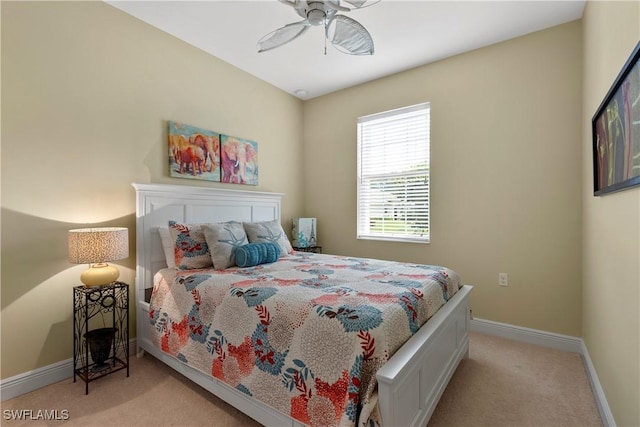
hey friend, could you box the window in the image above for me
[357,102,430,243]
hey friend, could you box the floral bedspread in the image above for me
[149,252,462,427]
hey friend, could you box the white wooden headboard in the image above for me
[131,182,283,305]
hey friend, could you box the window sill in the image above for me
[357,235,430,244]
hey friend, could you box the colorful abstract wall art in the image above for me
[592,41,640,195]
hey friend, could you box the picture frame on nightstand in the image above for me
[292,218,317,248]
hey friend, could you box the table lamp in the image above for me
[68,227,129,287]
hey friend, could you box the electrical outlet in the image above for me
[498,273,509,287]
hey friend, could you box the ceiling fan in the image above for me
[257,0,379,56]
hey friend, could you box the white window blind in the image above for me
[357,102,430,243]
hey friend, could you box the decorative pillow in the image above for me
[235,242,281,268]
[243,220,293,256]
[202,221,249,270]
[168,221,212,270]
[158,227,176,269]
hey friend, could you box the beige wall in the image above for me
[582,2,640,426]
[3,2,639,423]
[303,22,583,337]
[1,1,304,379]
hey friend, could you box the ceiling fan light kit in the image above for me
[257,0,379,56]
[307,7,328,25]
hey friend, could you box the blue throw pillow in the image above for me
[235,242,281,268]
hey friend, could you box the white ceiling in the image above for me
[106,0,585,100]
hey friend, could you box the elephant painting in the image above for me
[168,121,221,182]
[220,135,258,185]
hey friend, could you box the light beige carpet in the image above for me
[427,333,602,427]
[2,332,602,426]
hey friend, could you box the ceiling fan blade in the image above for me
[257,21,310,53]
[325,0,351,12]
[326,15,374,55]
[342,0,380,8]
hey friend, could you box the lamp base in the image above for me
[81,263,120,287]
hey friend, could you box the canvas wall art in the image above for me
[169,121,220,182]
[592,41,640,195]
[220,135,259,185]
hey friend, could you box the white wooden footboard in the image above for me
[377,285,472,426]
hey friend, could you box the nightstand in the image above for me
[293,245,322,253]
[73,282,129,394]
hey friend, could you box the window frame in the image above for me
[356,102,431,244]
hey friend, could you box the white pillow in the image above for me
[202,222,249,270]
[243,220,293,256]
[158,227,176,269]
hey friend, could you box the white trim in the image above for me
[1,359,71,402]
[471,318,615,427]
[0,339,136,402]
[470,317,582,352]
[580,340,617,427]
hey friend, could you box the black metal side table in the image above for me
[292,245,322,253]
[73,282,129,394]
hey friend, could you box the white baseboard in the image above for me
[580,340,617,427]
[471,318,616,427]
[0,358,73,402]
[471,317,582,352]
[0,339,136,402]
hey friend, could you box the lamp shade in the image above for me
[68,227,129,264]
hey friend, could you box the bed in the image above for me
[133,182,472,427]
